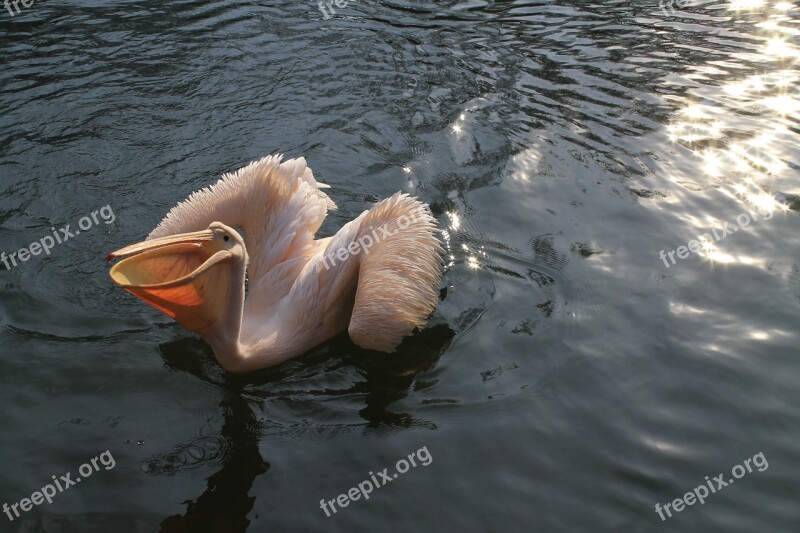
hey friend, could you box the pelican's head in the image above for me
[108,222,246,333]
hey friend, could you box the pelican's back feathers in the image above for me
[148,155,336,297]
[318,193,444,352]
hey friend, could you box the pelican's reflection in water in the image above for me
[151,324,453,532]
[328,323,454,430]
[153,383,269,531]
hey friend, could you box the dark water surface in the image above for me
[1,0,799,531]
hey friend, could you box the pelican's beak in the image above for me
[108,230,233,332]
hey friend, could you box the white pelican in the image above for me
[108,155,443,373]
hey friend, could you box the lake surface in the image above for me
[1,0,799,531]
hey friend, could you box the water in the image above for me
[1,0,799,531]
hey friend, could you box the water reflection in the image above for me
[666,1,799,246]
[146,324,453,531]
[158,392,268,533]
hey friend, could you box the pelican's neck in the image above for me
[200,245,358,373]
[199,253,247,373]
[198,249,322,373]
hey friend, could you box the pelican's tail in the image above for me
[345,193,444,352]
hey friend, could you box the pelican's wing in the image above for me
[319,193,443,352]
[148,155,336,295]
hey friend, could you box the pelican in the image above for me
[108,155,443,373]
